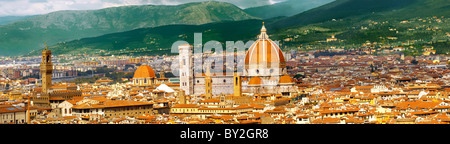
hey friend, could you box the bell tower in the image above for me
[179,44,194,95]
[40,42,53,93]
[205,64,212,99]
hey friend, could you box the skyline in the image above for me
[0,0,448,126]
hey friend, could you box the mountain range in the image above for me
[0,1,257,56]
[243,0,334,19]
[1,0,449,56]
[271,0,450,29]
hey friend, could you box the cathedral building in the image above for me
[179,23,297,98]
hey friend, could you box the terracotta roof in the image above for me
[320,108,360,114]
[279,75,294,84]
[312,117,341,124]
[248,76,262,85]
[198,98,220,103]
[395,101,441,110]
[245,38,286,67]
[240,120,261,124]
[0,105,26,113]
[133,65,156,78]
[72,100,153,109]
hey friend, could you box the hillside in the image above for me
[17,0,450,57]
[244,0,334,19]
[34,0,450,56]
[31,19,267,56]
[0,1,258,56]
[269,0,447,29]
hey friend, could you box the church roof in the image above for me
[248,76,262,85]
[133,65,156,78]
[245,23,285,67]
[279,75,294,84]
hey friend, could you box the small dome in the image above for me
[248,76,262,85]
[133,65,156,79]
[279,75,294,84]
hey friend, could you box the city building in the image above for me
[178,23,298,97]
[31,44,82,108]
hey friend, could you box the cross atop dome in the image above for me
[261,22,266,32]
[258,22,268,39]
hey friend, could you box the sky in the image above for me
[0,0,285,16]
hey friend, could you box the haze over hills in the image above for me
[0,16,37,26]
[244,0,334,19]
[0,1,258,56]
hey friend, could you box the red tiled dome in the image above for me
[245,23,286,69]
[248,76,262,85]
[133,65,156,78]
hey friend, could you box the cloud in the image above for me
[0,0,285,16]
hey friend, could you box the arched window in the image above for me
[46,55,50,63]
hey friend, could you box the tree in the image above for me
[411,59,418,65]
[370,64,374,73]
[294,74,304,79]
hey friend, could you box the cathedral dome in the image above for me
[248,76,262,86]
[245,23,286,69]
[279,75,294,84]
[133,65,156,79]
